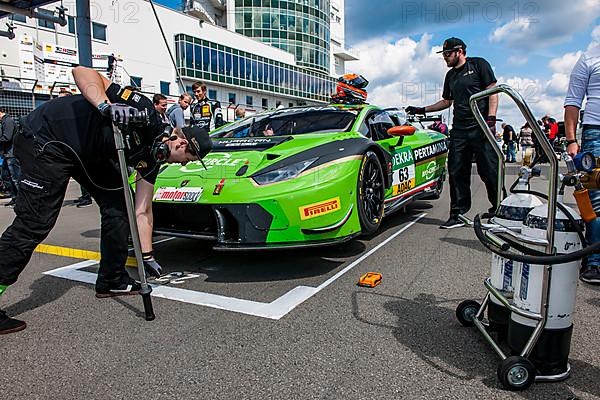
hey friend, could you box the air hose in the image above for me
[474,215,600,265]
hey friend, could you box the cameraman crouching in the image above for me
[0,66,211,334]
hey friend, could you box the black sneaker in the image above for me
[95,278,142,298]
[439,217,465,229]
[580,265,600,284]
[0,309,27,334]
[76,198,93,208]
[4,199,15,208]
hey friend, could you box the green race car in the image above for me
[151,104,448,249]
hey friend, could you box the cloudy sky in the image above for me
[156,0,599,127]
[343,0,600,126]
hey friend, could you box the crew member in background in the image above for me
[501,122,517,163]
[190,81,224,131]
[235,106,246,121]
[406,37,499,229]
[519,122,534,161]
[167,93,192,129]
[153,93,169,124]
[564,43,600,284]
[428,118,448,135]
[107,53,116,79]
[542,115,558,144]
[0,108,20,209]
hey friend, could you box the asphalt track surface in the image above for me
[1,166,600,400]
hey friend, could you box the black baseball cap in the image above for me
[181,126,212,160]
[436,37,466,53]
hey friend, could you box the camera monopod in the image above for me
[112,122,155,321]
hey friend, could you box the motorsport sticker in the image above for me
[153,187,204,202]
[299,197,341,220]
[391,146,415,196]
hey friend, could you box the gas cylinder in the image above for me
[509,203,583,377]
[488,185,543,338]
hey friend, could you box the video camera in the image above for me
[110,104,149,128]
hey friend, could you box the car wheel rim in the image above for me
[362,158,383,222]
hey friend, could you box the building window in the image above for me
[67,16,75,34]
[228,93,236,104]
[160,81,170,95]
[262,98,268,109]
[130,76,142,88]
[173,34,335,103]
[37,9,55,30]
[246,95,253,106]
[92,22,107,41]
[11,14,26,23]
[208,89,217,100]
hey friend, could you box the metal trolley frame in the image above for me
[457,84,566,390]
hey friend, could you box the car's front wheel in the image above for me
[357,151,385,234]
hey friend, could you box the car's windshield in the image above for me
[212,107,358,138]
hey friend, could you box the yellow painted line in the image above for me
[35,244,138,267]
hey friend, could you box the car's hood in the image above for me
[158,133,357,181]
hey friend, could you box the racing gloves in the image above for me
[405,106,426,115]
[486,116,497,135]
[97,102,148,129]
[142,251,163,279]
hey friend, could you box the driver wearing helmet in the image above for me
[331,73,369,105]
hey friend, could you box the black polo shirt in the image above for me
[442,57,497,130]
[21,83,162,184]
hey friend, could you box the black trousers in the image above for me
[448,126,500,218]
[0,130,131,287]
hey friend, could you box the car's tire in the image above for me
[357,151,385,235]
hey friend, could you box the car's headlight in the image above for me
[252,157,318,185]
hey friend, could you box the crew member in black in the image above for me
[0,66,211,334]
[190,81,224,131]
[406,37,499,229]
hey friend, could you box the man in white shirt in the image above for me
[564,44,600,284]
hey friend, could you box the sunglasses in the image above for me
[442,49,460,57]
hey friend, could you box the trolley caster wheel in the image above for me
[497,356,536,391]
[456,300,481,327]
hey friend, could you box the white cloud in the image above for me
[345,34,448,109]
[548,51,582,74]
[490,0,600,50]
[507,56,528,66]
[345,26,599,128]
[545,72,571,97]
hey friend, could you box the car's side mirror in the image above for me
[387,125,416,136]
